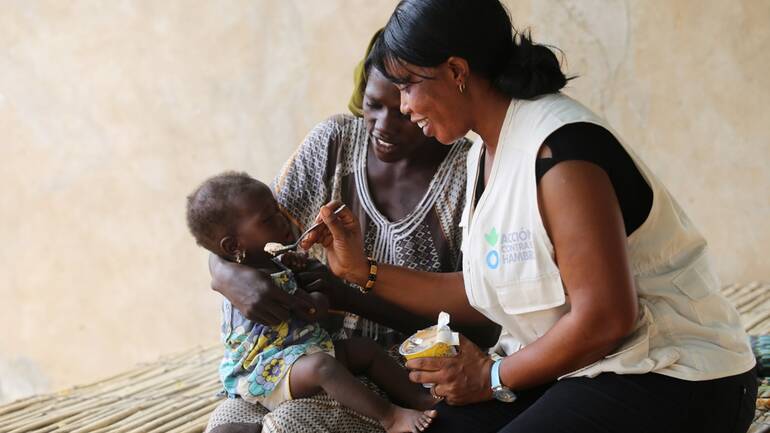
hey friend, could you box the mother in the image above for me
[205,31,497,433]
[303,1,759,432]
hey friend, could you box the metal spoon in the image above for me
[268,204,347,256]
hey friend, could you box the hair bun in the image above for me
[493,31,569,100]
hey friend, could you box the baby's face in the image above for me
[233,186,294,256]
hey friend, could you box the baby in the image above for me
[186,171,437,433]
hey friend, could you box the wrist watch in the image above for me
[490,359,517,403]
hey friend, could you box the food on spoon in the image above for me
[264,242,286,256]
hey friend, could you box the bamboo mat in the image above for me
[0,281,767,433]
[722,281,770,336]
[722,281,769,433]
[0,346,223,433]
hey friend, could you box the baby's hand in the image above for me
[307,291,329,321]
[277,251,308,271]
[290,290,329,322]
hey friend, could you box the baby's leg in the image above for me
[334,337,437,411]
[290,352,436,433]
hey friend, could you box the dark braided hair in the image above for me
[370,0,571,100]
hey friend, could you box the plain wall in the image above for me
[1,0,768,402]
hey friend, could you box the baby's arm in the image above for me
[305,290,329,321]
[276,251,309,272]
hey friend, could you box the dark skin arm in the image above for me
[296,270,500,348]
[300,203,491,326]
[208,253,316,325]
[210,251,499,344]
[407,160,639,405]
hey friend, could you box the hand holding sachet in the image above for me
[399,311,460,360]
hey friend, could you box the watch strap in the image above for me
[490,359,503,389]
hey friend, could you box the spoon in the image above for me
[267,204,347,256]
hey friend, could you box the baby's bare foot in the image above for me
[381,406,438,433]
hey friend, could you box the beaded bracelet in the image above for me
[361,257,378,293]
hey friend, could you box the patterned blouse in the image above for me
[271,115,471,345]
[219,267,335,402]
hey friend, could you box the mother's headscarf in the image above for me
[347,29,384,117]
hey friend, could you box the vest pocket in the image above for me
[672,250,720,301]
[495,272,567,315]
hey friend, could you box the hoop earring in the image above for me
[235,250,246,264]
[458,82,466,94]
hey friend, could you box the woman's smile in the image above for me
[373,136,397,154]
[412,117,433,137]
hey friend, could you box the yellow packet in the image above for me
[399,312,459,360]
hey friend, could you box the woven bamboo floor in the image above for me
[722,282,770,336]
[0,281,768,433]
[0,347,223,433]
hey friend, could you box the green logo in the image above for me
[485,227,499,247]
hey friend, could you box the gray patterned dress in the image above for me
[206,115,470,433]
[272,114,470,345]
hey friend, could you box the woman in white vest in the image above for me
[301,0,759,432]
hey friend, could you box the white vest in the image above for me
[461,94,755,381]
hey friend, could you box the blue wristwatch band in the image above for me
[491,359,503,388]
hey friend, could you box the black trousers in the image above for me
[428,368,758,433]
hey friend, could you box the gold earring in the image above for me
[459,82,466,94]
[235,250,246,264]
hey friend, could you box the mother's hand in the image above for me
[406,335,495,406]
[300,201,369,285]
[209,254,316,325]
[296,267,356,311]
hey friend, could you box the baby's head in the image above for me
[186,171,294,264]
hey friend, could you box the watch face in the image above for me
[493,387,517,403]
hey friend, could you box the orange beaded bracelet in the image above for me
[361,257,378,293]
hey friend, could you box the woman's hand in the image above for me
[277,251,309,271]
[300,201,369,285]
[209,254,315,325]
[296,268,356,311]
[292,290,329,322]
[405,335,495,406]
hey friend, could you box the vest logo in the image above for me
[484,227,534,269]
[485,227,500,269]
[484,227,499,247]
